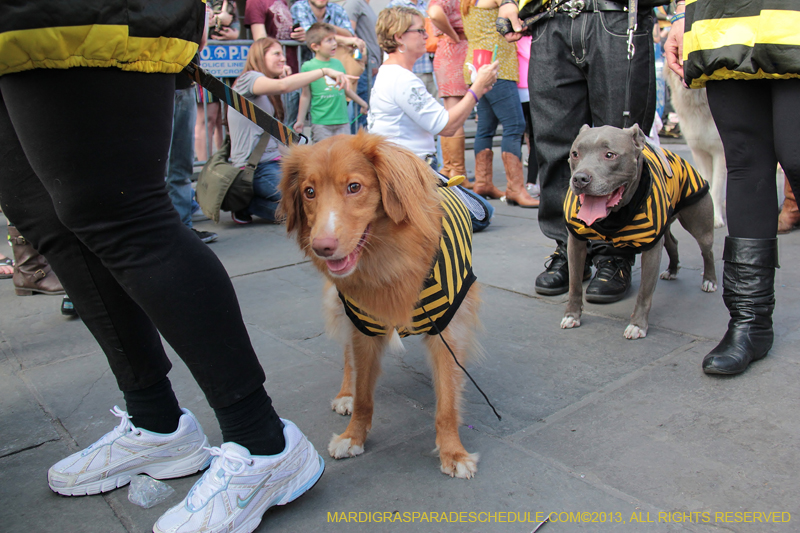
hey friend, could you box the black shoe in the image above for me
[534,249,591,296]
[61,295,78,317]
[585,256,632,303]
[192,228,218,244]
[702,237,778,375]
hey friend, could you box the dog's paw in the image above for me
[330,396,353,415]
[328,433,364,459]
[659,269,678,281]
[702,279,717,292]
[713,214,725,229]
[439,451,479,479]
[560,315,581,329]
[624,324,647,339]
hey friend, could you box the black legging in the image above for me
[0,68,267,410]
[706,79,800,239]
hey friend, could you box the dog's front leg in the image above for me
[625,240,663,339]
[328,333,387,459]
[561,234,587,329]
[331,343,354,415]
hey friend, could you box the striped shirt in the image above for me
[564,145,709,252]
[339,186,475,337]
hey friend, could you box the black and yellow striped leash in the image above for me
[183,62,308,146]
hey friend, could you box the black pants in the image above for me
[528,6,655,260]
[0,68,265,409]
[706,79,800,239]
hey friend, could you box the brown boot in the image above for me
[778,176,799,234]
[439,137,454,178]
[473,149,503,199]
[441,136,472,189]
[8,226,65,296]
[502,152,539,208]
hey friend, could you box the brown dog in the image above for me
[279,132,482,478]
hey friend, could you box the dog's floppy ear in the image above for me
[356,132,437,225]
[626,124,646,152]
[278,144,310,235]
[579,124,592,134]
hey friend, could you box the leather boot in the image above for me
[442,136,472,189]
[702,237,778,375]
[501,152,539,208]
[473,149,503,199]
[439,137,455,178]
[8,226,65,296]
[778,177,799,234]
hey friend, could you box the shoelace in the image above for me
[81,406,141,456]
[187,446,253,509]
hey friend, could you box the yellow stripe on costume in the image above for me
[0,26,198,77]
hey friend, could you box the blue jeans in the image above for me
[284,89,300,129]
[166,86,197,228]
[244,160,282,222]
[349,68,371,133]
[474,79,524,158]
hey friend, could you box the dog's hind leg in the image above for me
[328,333,388,459]
[677,194,717,292]
[660,226,680,280]
[423,287,481,479]
[331,343,354,415]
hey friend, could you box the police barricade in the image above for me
[195,39,301,166]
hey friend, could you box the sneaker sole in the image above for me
[50,436,212,496]
[534,285,569,296]
[584,292,628,304]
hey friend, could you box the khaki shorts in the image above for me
[310,122,351,144]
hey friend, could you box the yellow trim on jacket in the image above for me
[340,187,476,337]
[564,145,708,251]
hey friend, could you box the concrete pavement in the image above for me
[1,140,798,533]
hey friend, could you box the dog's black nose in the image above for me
[572,171,592,188]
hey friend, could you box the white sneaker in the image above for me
[153,419,324,533]
[48,406,211,496]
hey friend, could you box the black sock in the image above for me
[215,387,286,456]
[123,377,183,434]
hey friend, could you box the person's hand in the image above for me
[498,3,523,42]
[472,60,499,97]
[294,120,305,131]
[216,0,234,26]
[360,103,369,116]
[325,69,359,92]
[281,65,292,78]
[664,18,685,82]
[216,26,239,40]
[291,26,306,42]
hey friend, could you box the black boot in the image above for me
[703,237,779,375]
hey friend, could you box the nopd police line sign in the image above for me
[198,41,251,77]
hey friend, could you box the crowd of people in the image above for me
[2,0,798,532]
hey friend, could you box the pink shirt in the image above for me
[516,36,532,89]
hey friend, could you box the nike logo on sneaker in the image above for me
[236,473,273,509]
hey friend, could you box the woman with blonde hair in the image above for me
[228,37,351,224]
[460,0,537,207]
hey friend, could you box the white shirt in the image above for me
[367,64,449,159]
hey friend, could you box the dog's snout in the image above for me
[312,237,339,258]
[572,171,592,188]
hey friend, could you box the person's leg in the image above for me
[166,86,197,229]
[284,89,301,128]
[702,79,779,375]
[1,69,281,444]
[246,160,283,222]
[529,15,592,293]
[582,9,656,302]
[771,79,800,211]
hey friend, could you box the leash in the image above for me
[183,62,308,146]
[621,0,638,127]
[420,304,502,421]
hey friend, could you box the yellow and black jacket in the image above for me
[564,145,708,252]
[684,0,800,88]
[340,187,476,337]
[0,1,204,77]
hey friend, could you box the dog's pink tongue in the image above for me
[577,194,610,226]
[326,251,357,274]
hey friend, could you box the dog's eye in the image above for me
[347,183,361,194]
[570,150,579,159]
[605,151,617,160]
[304,187,315,199]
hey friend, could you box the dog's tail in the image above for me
[387,329,406,355]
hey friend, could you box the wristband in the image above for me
[468,88,479,103]
[669,12,685,23]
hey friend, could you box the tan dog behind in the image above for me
[280,132,482,478]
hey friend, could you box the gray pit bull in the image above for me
[560,124,717,339]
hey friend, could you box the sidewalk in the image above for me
[2,141,799,532]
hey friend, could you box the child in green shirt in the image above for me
[295,22,368,143]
